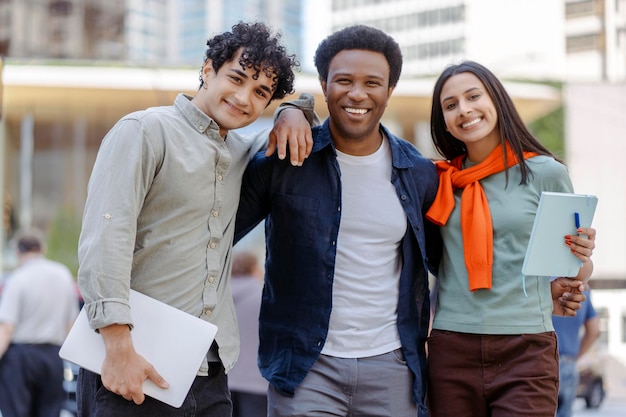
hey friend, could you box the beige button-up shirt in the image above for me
[78,94,266,373]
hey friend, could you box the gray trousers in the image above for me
[268,349,417,417]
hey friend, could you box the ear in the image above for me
[202,60,213,79]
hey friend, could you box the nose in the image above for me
[232,87,253,107]
[457,99,472,115]
[346,84,367,101]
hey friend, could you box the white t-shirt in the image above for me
[321,138,407,358]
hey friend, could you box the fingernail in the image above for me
[565,241,572,246]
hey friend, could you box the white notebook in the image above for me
[59,289,218,408]
[522,192,598,277]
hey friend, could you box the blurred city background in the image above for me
[0,0,625,414]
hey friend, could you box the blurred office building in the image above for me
[0,0,305,65]
[330,0,626,82]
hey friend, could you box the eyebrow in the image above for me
[230,68,273,95]
[441,86,480,103]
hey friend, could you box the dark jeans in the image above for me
[0,343,65,417]
[231,391,267,417]
[77,364,231,417]
[427,330,559,417]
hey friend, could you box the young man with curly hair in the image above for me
[76,21,305,416]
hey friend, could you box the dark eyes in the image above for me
[335,78,382,86]
[443,93,481,110]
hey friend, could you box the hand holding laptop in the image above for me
[98,323,170,404]
[60,290,218,408]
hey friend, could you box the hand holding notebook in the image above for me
[522,192,598,277]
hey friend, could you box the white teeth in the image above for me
[462,118,481,128]
[345,107,367,114]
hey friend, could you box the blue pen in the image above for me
[574,212,580,235]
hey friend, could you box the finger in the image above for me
[304,131,313,159]
[147,367,169,389]
[265,131,280,158]
[289,133,302,166]
[560,297,582,312]
[132,392,146,405]
[558,305,577,317]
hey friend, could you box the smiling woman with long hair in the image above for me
[425,60,596,417]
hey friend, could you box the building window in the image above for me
[565,0,603,19]
[411,38,464,60]
[566,33,603,52]
[417,5,465,28]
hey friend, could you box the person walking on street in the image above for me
[229,251,268,417]
[0,229,79,417]
[554,289,600,417]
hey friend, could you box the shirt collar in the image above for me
[174,93,221,135]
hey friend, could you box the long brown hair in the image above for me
[430,60,559,184]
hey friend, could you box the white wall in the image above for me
[565,84,626,279]
[565,83,626,364]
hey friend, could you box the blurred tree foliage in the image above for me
[528,106,565,161]
[46,207,81,277]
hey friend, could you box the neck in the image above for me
[332,127,384,156]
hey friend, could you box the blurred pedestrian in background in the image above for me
[0,229,79,417]
[553,289,600,417]
[229,251,267,417]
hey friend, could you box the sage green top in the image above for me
[432,156,574,335]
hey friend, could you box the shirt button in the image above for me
[203,308,212,315]
[401,195,407,200]
[103,213,112,219]
[208,276,215,283]
[217,175,224,181]
[210,242,217,249]
[198,125,205,131]
[212,210,219,217]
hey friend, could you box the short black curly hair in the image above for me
[314,25,402,88]
[199,21,298,102]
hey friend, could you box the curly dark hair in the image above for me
[199,21,298,102]
[314,25,403,88]
[430,60,559,185]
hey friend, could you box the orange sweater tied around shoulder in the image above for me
[426,143,537,291]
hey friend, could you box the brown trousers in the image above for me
[427,330,559,417]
